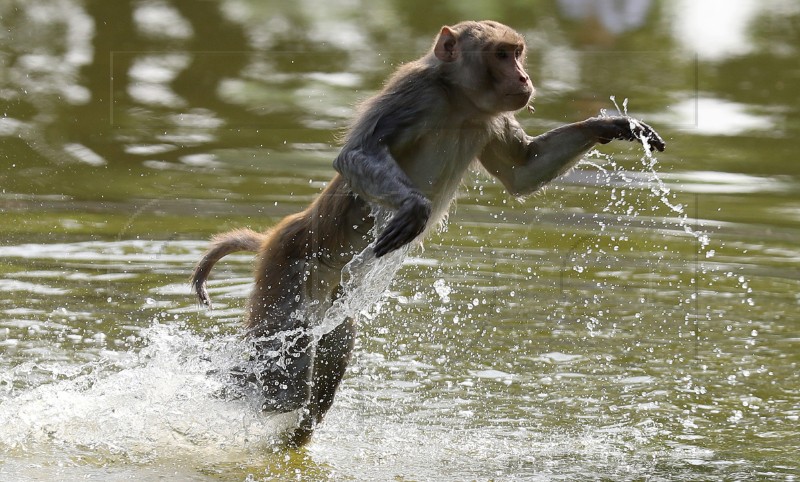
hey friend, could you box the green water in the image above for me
[1,1,798,480]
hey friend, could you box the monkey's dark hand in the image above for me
[374,193,432,258]
[594,116,666,152]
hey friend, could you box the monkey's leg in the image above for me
[253,327,314,413]
[311,316,357,423]
[287,316,357,446]
[248,258,316,413]
[303,275,357,426]
[251,256,348,414]
[285,276,358,446]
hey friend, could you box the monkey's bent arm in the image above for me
[479,115,665,196]
[333,145,432,257]
[333,145,426,210]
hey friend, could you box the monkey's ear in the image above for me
[434,26,458,62]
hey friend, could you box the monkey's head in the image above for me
[433,21,535,114]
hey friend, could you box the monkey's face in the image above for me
[433,22,535,115]
[486,42,534,112]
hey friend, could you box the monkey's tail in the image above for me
[191,228,265,309]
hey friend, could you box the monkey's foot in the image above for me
[260,379,309,413]
[255,355,313,412]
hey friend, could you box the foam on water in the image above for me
[0,323,295,463]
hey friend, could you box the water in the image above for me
[314,208,408,339]
[2,1,799,480]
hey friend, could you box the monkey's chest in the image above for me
[397,129,488,224]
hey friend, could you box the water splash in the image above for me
[595,97,709,250]
[0,323,292,462]
[312,207,408,339]
[0,205,414,462]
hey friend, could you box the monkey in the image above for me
[191,20,665,446]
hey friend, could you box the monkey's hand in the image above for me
[594,116,666,152]
[374,193,432,258]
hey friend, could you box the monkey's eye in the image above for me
[514,48,523,59]
[496,50,509,60]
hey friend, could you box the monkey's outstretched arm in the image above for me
[479,115,665,196]
[333,144,432,257]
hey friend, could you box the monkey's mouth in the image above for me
[507,92,533,109]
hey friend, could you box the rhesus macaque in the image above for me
[192,20,665,446]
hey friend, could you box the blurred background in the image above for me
[0,0,798,480]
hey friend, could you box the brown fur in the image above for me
[191,175,371,321]
[191,20,664,446]
[191,227,264,308]
[244,175,372,331]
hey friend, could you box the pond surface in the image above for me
[1,1,799,480]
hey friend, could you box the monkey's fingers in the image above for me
[374,197,431,257]
[632,120,666,152]
[597,117,666,152]
[374,216,423,257]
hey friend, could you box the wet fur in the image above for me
[191,20,664,446]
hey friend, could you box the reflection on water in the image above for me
[1,0,799,480]
[654,96,779,136]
